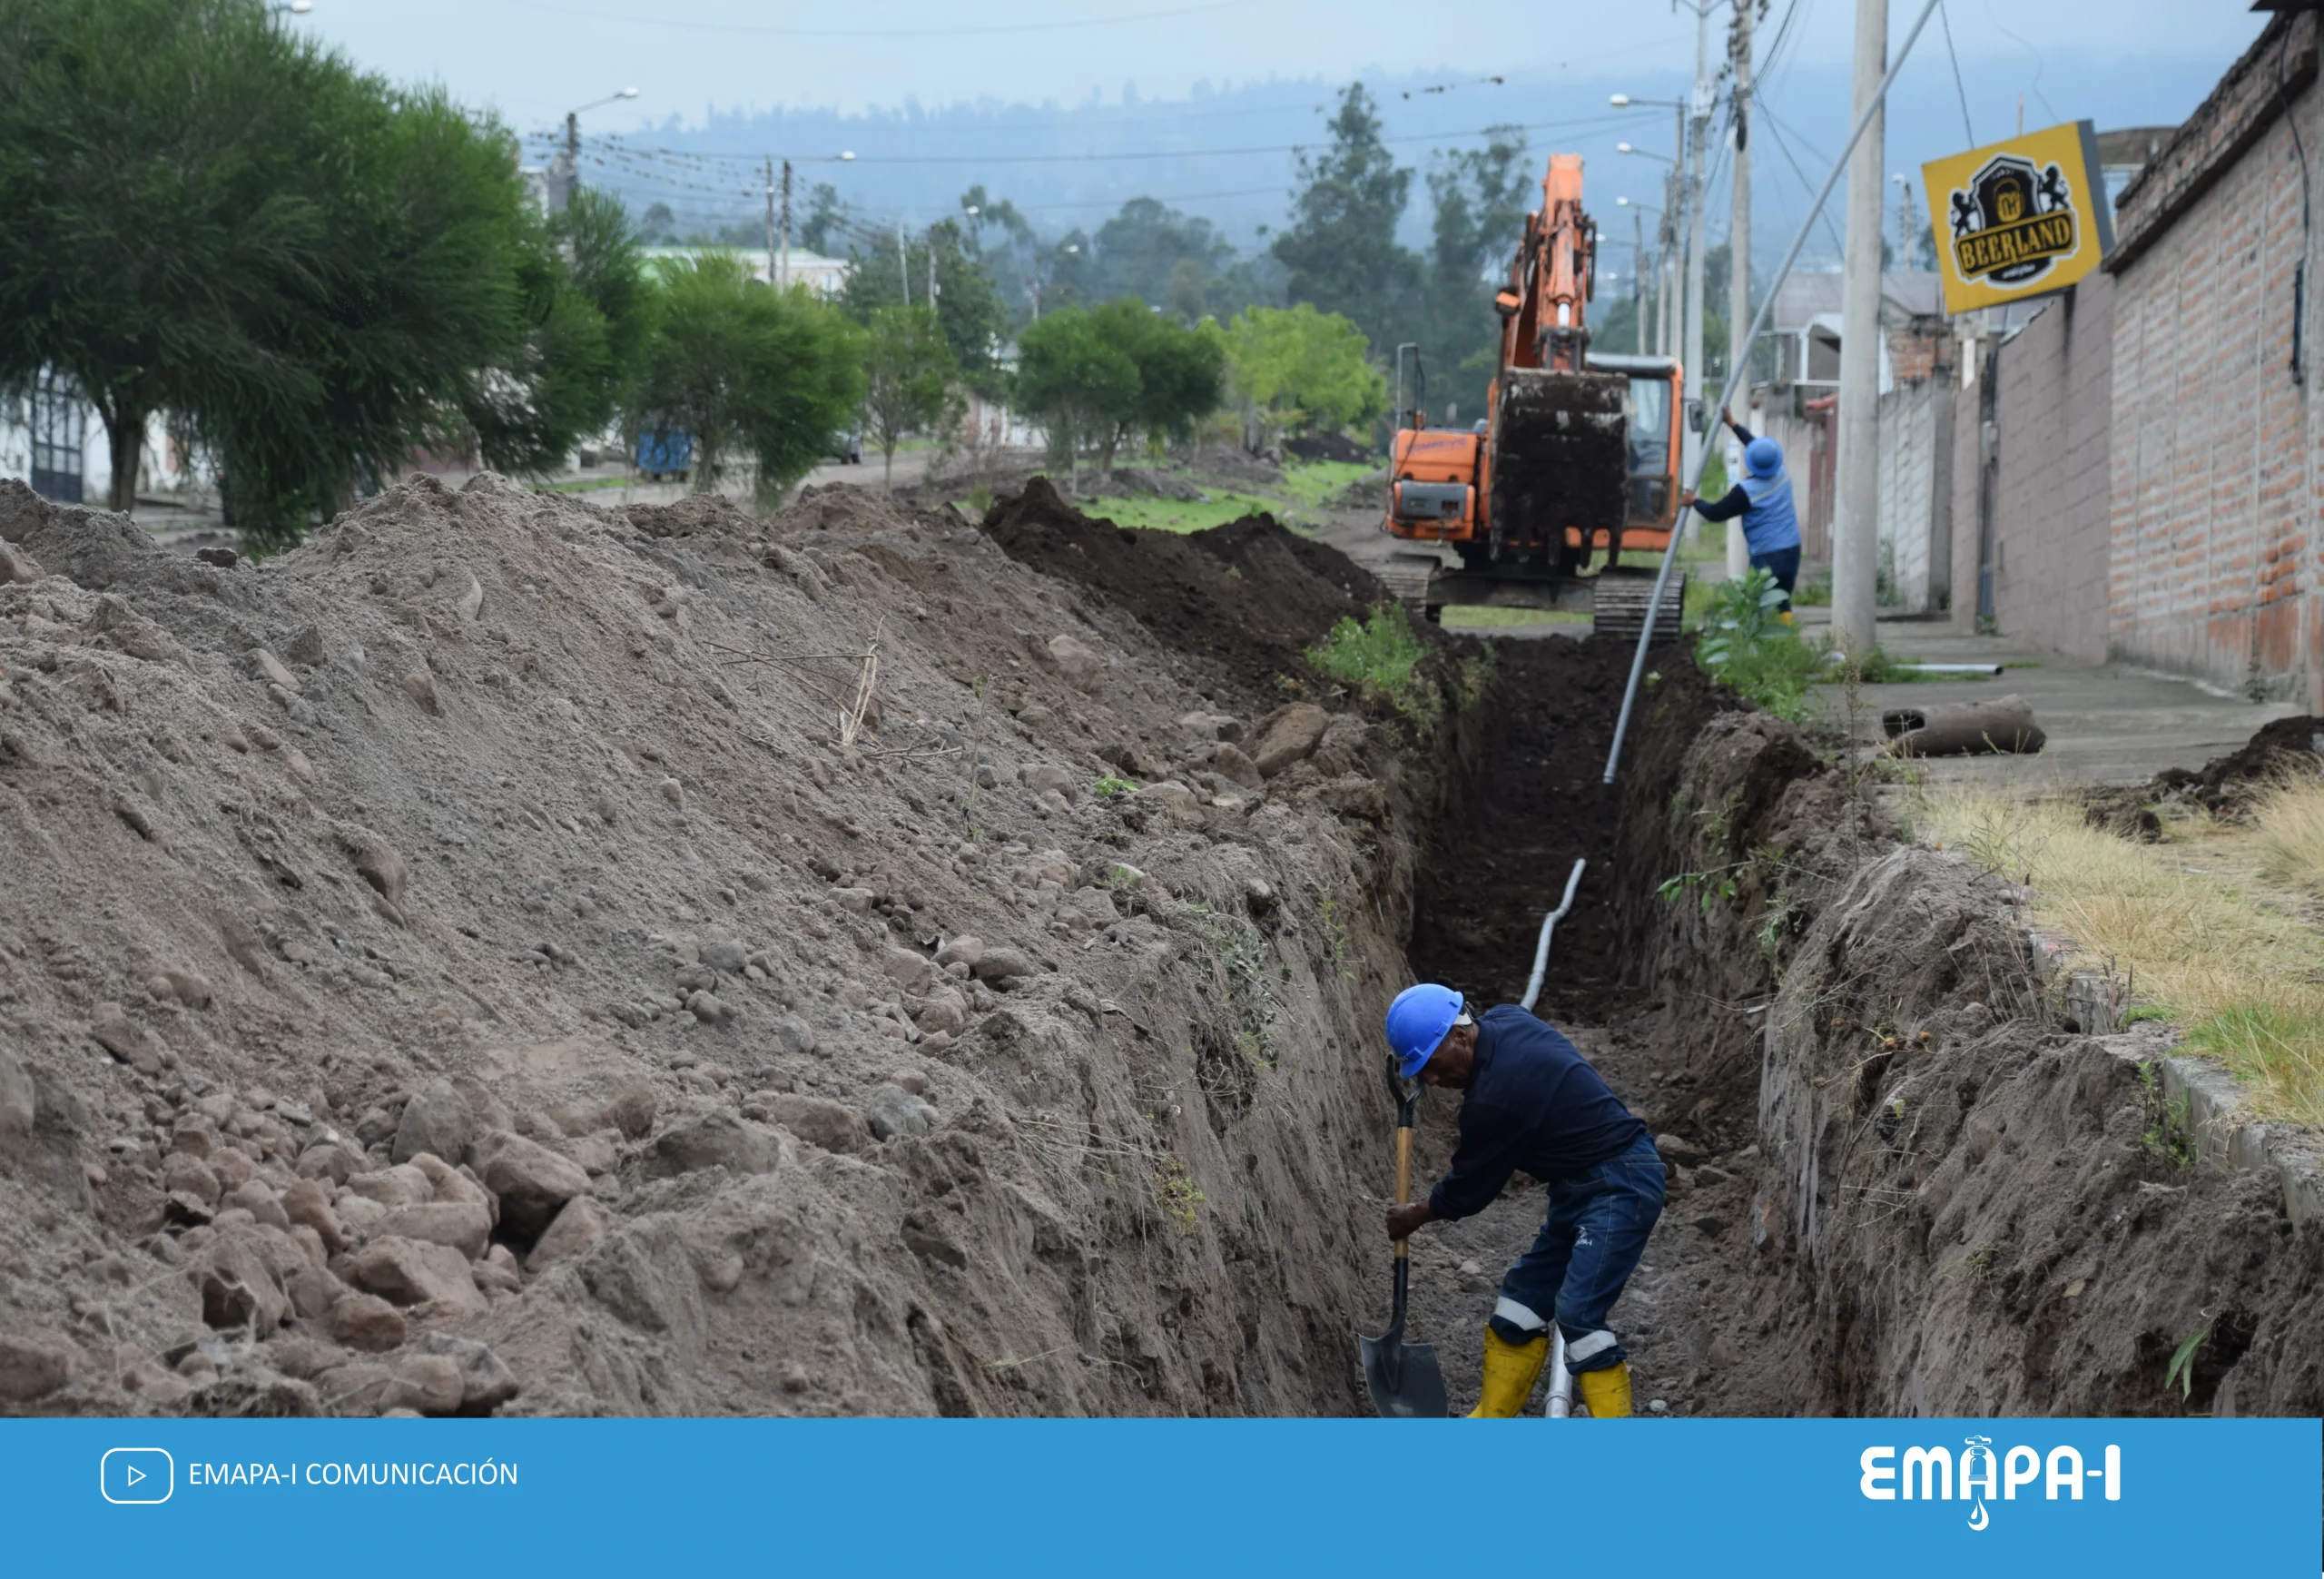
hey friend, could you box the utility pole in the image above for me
[547,112,580,214]
[1834,0,1887,656]
[1725,0,1755,584]
[1683,1,1713,497]
[778,160,793,291]
[764,158,777,288]
[1633,211,1647,355]
[897,222,911,305]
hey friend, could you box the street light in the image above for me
[1616,142,1675,165]
[269,1,312,13]
[550,88,640,214]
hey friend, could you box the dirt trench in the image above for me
[1401,636,2324,1419]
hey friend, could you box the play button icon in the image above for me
[101,1448,172,1505]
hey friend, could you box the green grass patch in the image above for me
[1439,606,1590,629]
[1794,571,1833,607]
[1308,605,1435,722]
[1069,490,1284,535]
[1279,459,1378,508]
[538,476,638,494]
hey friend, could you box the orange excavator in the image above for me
[1380,153,1687,642]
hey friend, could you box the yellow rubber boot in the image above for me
[1465,1330,1550,1418]
[1776,609,1797,627]
[1577,1361,1633,1418]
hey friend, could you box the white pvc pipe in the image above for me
[1520,859,1588,1013]
[1544,1328,1573,1417]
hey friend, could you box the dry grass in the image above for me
[1917,784,2324,1126]
[2251,775,2324,893]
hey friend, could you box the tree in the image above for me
[1420,128,1531,423]
[630,252,865,498]
[0,0,621,540]
[637,202,678,244]
[1089,199,1234,320]
[798,183,846,254]
[1226,304,1385,447]
[1271,84,1423,356]
[839,221,1008,395]
[465,189,650,477]
[860,305,959,489]
[1087,301,1225,468]
[1011,309,1139,492]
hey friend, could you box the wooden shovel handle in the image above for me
[1392,1123,1413,1260]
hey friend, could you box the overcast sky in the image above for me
[299,0,2263,138]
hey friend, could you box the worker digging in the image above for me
[1679,408,1802,623]
[1379,983,1666,1419]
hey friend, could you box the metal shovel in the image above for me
[1361,1056,1447,1418]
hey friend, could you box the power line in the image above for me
[549,110,1631,167]
[495,0,1243,37]
[1938,0,1978,146]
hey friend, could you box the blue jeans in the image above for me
[1750,544,1801,612]
[1487,1132,1666,1374]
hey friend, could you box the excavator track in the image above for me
[1590,572,1687,646]
[1379,555,1442,621]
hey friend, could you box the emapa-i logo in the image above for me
[1945,154,2080,289]
[1861,1436,2121,1531]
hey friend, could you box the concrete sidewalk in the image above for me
[1798,609,2299,787]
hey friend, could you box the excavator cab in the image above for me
[1564,353,1684,560]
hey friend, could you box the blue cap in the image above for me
[1745,437,1783,478]
[1384,983,1464,1079]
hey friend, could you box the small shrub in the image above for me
[1307,604,1435,722]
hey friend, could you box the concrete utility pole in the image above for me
[897,222,911,304]
[1834,0,1887,656]
[778,161,793,291]
[1726,0,1755,583]
[764,158,777,287]
[1684,2,1714,494]
[1634,211,1648,354]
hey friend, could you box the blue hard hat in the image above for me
[1745,437,1783,478]
[1384,983,1463,1079]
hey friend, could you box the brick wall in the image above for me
[1965,275,2119,662]
[2108,28,2323,704]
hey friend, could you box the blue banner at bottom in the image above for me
[15,1416,2319,1574]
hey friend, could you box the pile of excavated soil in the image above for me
[0,470,1467,1420]
[2152,713,2324,813]
[978,478,1386,705]
[1422,701,2322,1418]
[2087,713,2324,834]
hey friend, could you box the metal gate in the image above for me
[29,369,84,504]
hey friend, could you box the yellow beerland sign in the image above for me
[1921,120,2114,314]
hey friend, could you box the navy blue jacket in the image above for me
[1427,1005,1649,1220]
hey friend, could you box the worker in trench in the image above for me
[1382,984,1665,1418]
[1679,408,1802,625]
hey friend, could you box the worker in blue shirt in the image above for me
[1383,984,1666,1418]
[1681,407,1803,625]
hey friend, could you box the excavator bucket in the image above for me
[1489,368,1630,550]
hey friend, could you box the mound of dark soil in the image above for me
[1407,637,1727,1025]
[978,476,1385,705]
[2153,713,2324,811]
[1285,432,1374,464]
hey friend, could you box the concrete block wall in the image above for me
[1876,380,1941,610]
[2108,15,2323,704]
